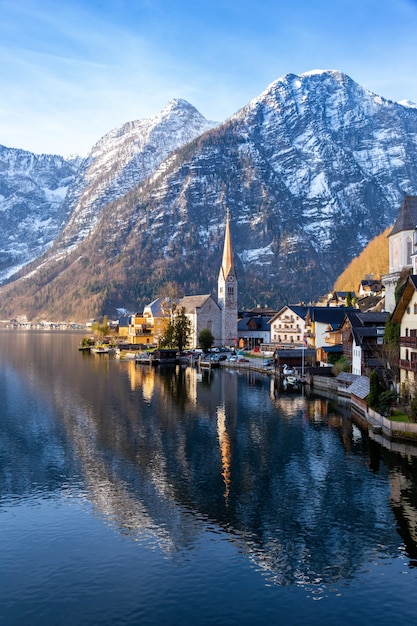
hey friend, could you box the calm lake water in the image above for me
[1,331,417,625]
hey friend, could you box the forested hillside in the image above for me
[333,227,390,292]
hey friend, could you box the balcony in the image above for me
[399,359,417,372]
[400,336,417,347]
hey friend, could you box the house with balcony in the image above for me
[269,305,312,347]
[142,297,171,346]
[391,274,417,396]
[127,312,154,346]
[305,306,356,365]
[340,311,389,375]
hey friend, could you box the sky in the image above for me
[1,0,417,157]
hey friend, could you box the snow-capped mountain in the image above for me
[51,98,216,253]
[0,147,81,281]
[1,70,417,321]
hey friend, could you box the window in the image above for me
[407,236,412,265]
[414,303,417,315]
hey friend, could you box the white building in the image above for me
[382,195,417,312]
[177,294,221,349]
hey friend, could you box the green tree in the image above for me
[346,291,352,307]
[332,355,351,375]
[173,307,192,353]
[199,328,214,352]
[160,319,176,348]
[160,306,192,352]
[93,315,110,337]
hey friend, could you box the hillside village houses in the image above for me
[119,210,238,349]
[114,195,417,397]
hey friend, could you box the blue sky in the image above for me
[1,0,417,156]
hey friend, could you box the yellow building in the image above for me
[127,313,154,346]
[142,297,170,346]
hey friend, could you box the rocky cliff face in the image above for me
[1,70,417,321]
[0,147,80,281]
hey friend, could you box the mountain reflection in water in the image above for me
[2,331,417,624]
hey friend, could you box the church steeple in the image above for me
[218,209,237,346]
[221,208,235,280]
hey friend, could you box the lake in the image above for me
[1,330,417,625]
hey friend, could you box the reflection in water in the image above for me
[3,331,417,597]
[217,403,232,503]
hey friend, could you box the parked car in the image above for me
[237,357,249,363]
[228,355,237,362]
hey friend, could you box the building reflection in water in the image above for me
[216,403,232,503]
[5,331,417,590]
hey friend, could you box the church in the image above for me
[174,209,238,348]
[382,195,417,312]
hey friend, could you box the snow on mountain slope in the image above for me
[1,70,417,320]
[0,147,81,281]
[54,99,217,252]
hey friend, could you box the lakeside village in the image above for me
[7,197,417,445]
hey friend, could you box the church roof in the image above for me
[177,294,218,313]
[220,210,235,279]
[389,195,417,236]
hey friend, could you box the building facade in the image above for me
[382,195,417,312]
[269,305,310,347]
[177,294,221,349]
[392,275,417,396]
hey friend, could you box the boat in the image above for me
[91,343,110,354]
[135,353,159,365]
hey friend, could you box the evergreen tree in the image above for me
[173,307,192,353]
[199,328,214,352]
[160,319,176,348]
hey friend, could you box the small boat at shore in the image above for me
[135,353,159,365]
[91,344,109,354]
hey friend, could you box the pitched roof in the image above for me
[238,315,271,332]
[177,294,218,313]
[220,209,235,279]
[143,297,171,318]
[347,376,370,399]
[307,306,356,325]
[389,195,417,236]
[391,274,417,323]
[268,304,312,324]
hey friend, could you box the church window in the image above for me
[407,236,413,265]
[207,320,212,330]
[228,286,234,295]
[414,303,417,315]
